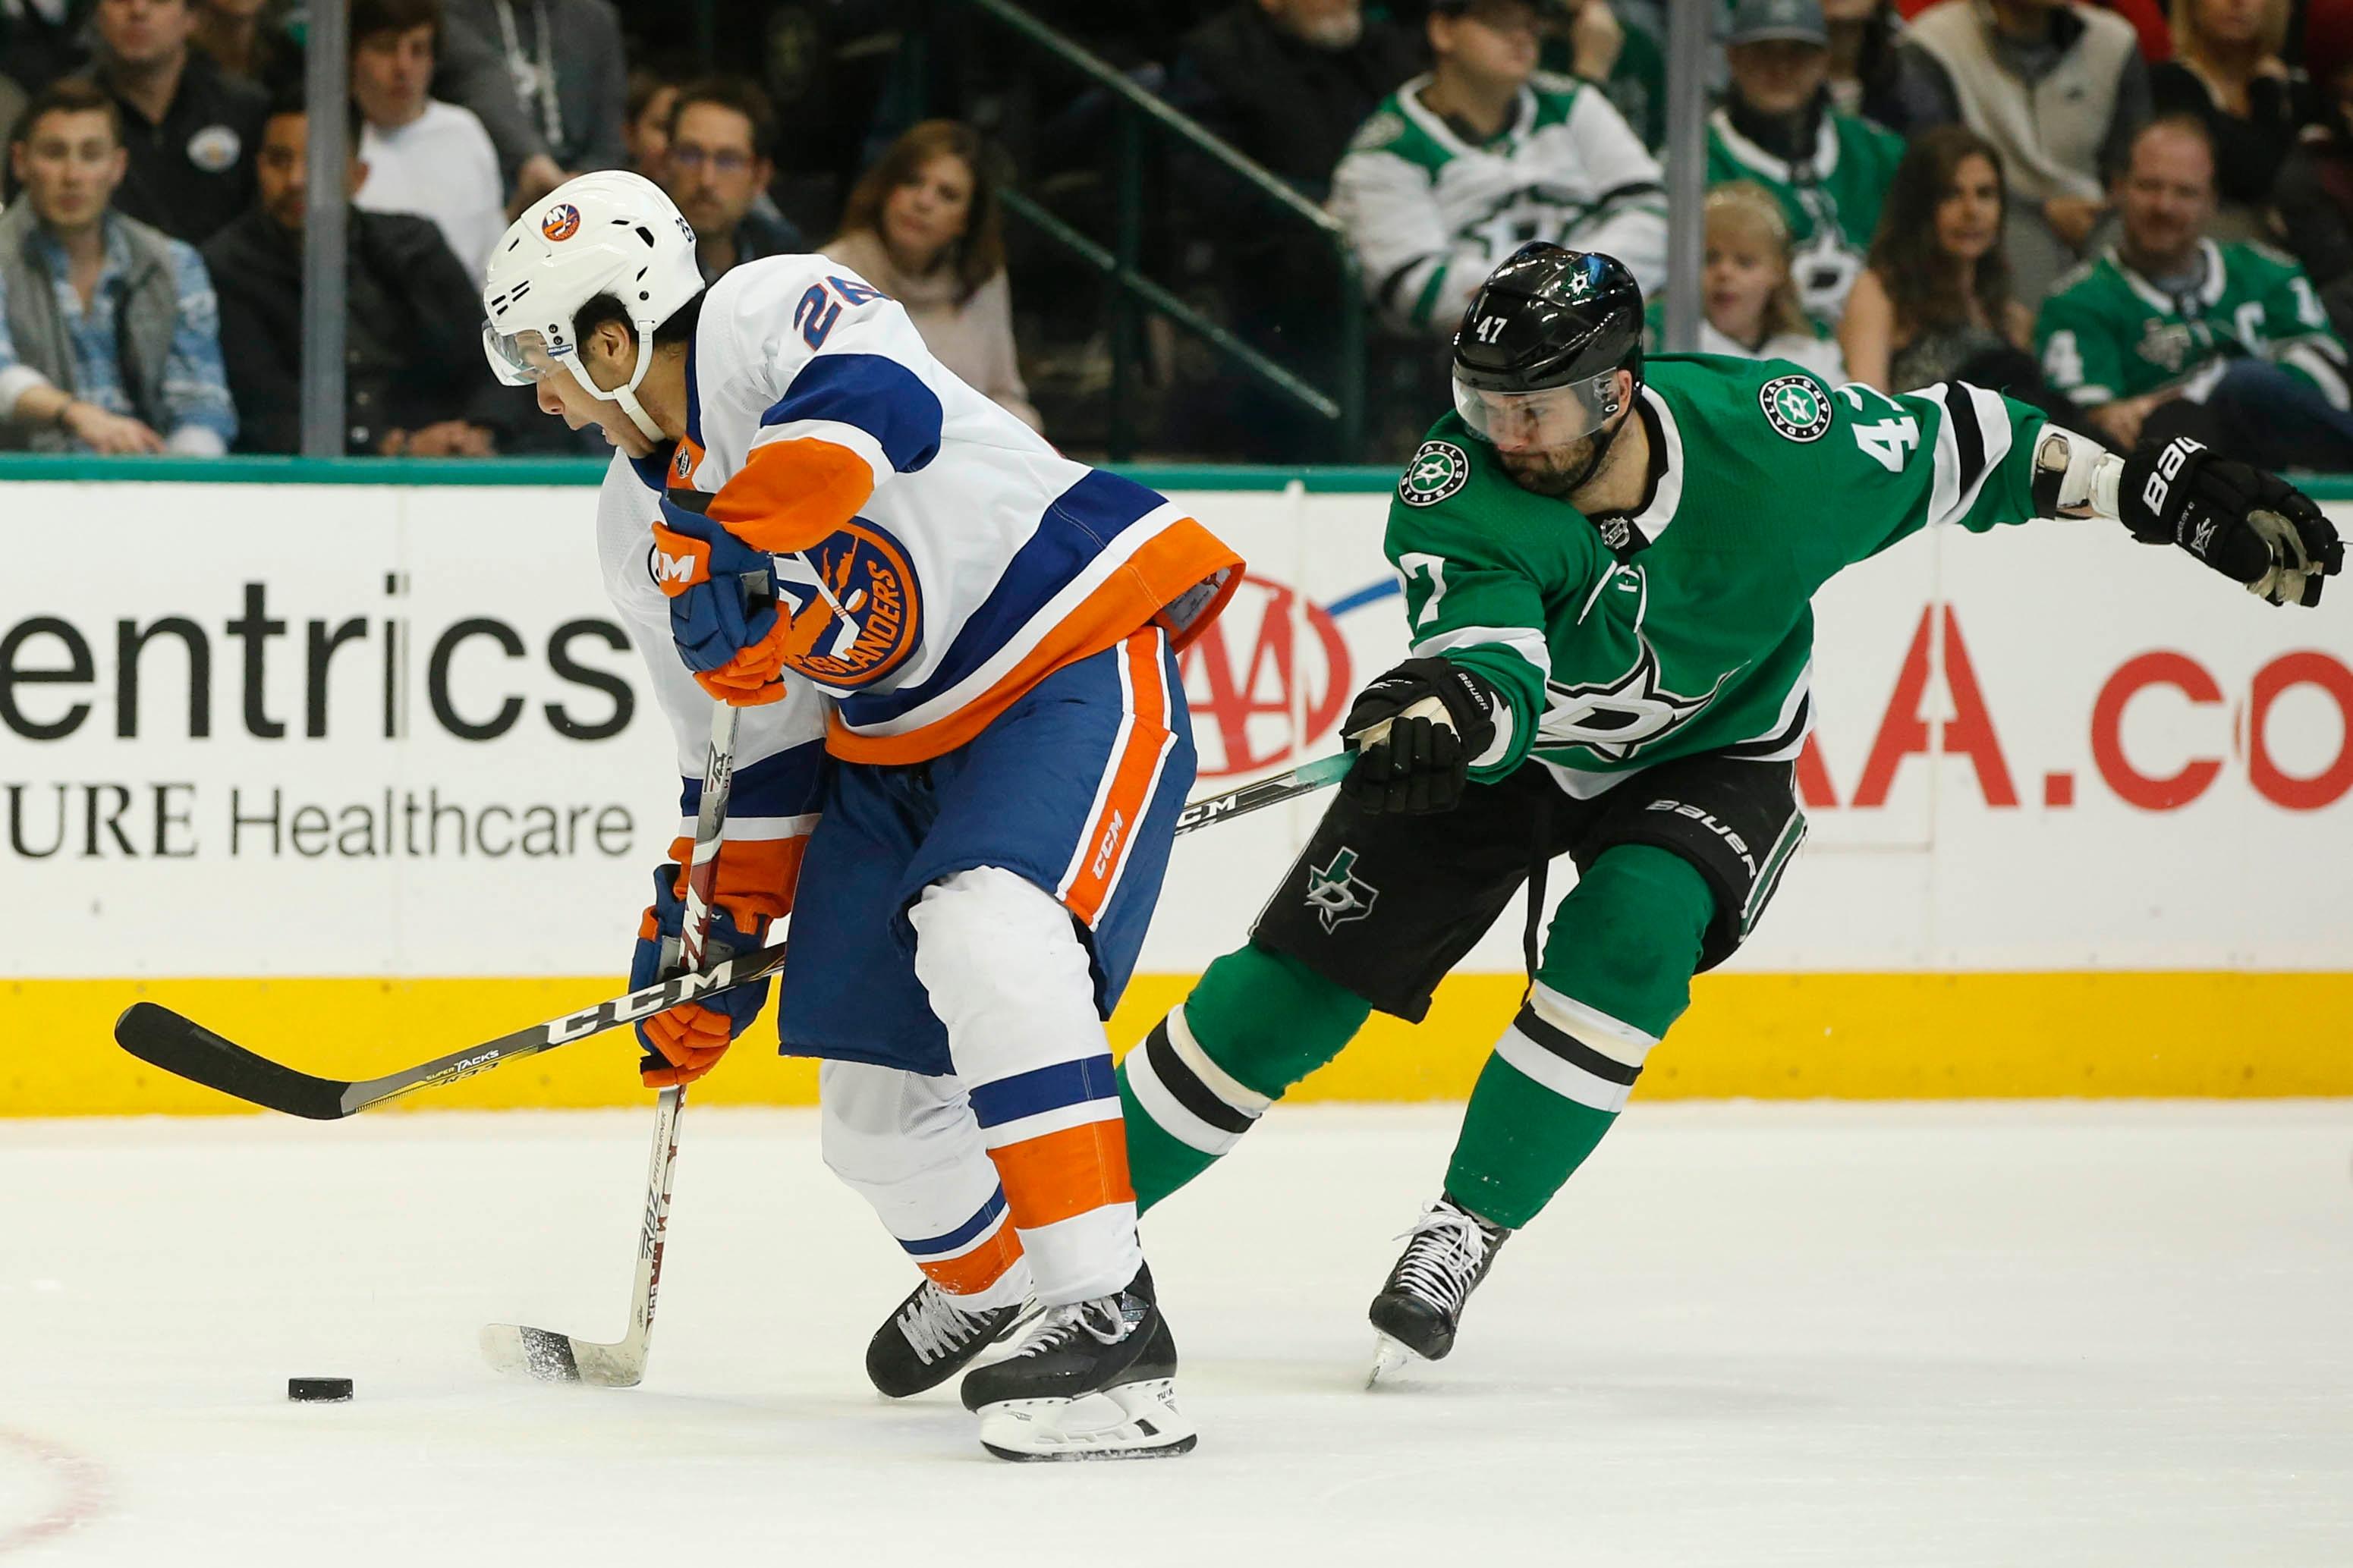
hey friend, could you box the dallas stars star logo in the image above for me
[1304,846,1379,932]
[1398,440,1471,507]
[1759,374,1832,442]
[1541,633,1737,762]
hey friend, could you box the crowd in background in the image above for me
[3,0,2353,470]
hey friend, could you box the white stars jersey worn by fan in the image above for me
[634,254,1242,1317]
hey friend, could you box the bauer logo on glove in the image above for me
[2118,438,2344,607]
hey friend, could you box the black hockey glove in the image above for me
[2119,438,2343,607]
[1340,656,1499,815]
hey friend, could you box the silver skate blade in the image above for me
[1368,1332,1420,1388]
[480,1322,582,1383]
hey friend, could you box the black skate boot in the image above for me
[865,1278,1034,1398]
[960,1264,1194,1461]
[1367,1194,1512,1384]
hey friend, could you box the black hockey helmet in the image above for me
[1451,244,1644,446]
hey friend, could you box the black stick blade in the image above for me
[114,1002,353,1120]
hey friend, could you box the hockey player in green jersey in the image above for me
[1116,243,2342,1379]
[2036,115,2353,466]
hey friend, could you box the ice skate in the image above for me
[866,1277,1036,1398]
[961,1264,1194,1460]
[1367,1196,1511,1385]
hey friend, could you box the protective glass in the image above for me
[1451,368,1622,448]
[481,322,562,387]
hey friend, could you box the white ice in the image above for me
[4,1101,2350,1567]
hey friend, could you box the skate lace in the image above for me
[1390,1205,1493,1315]
[1008,1296,1129,1359]
[897,1282,991,1365]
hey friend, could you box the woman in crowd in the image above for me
[2151,0,2308,236]
[824,120,1042,432]
[1653,183,1847,382]
[1840,126,2036,391]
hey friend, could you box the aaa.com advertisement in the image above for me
[2,479,2348,985]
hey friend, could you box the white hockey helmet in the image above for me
[480,170,705,440]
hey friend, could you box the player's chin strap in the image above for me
[2031,426,2126,522]
[577,320,668,443]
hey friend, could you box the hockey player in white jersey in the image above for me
[482,171,1241,1460]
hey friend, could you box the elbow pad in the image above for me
[2031,426,2125,520]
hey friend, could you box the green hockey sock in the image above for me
[1120,941,1371,1213]
[1445,846,1713,1229]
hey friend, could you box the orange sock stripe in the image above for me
[986,1119,1135,1231]
[1062,630,1172,928]
[917,1221,1025,1296]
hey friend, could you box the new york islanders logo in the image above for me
[540,203,581,242]
[773,520,923,688]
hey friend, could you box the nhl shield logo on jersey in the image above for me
[1304,846,1377,932]
[1400,441,1471,508]
[773,520,923,688]
[1759,375,1832,442]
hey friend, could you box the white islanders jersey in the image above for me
[646,256,1241,763]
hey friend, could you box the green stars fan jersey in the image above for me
[1333,73,1668,334]
[2034,238,2353,409]
[1389,355,2053,797]
[1704,106,1908,328]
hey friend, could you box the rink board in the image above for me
[3,464,2350,1114]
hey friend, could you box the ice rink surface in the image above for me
[4,1101,2350,1567]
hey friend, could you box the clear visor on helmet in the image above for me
[1452,368,1622,449]
[481,322,565,387]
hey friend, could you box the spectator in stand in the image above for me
[1647,182,1848,380]
[206,94,499,455]
[1167,0,1423,198]
[351,0,505,278]
[2150,0,2309,237]
[0,69,24,143]
[2271,52,2353,338]
[1841,124,2043,395]
[85,0,268,246]
[442,0,624,178]
[659,75,804,284]
[1540,0,1668,150]
[623,64,678,179]
[0,78,234,452]
[1894,0,2150,305]
[1707,0,1906,328]
[2,0,90,98]
[2037,115,2353,467]
[1332,0,1666,336]
[825,120,1041,432]
[428,6,565,203]
[191,0,298,95]
[1822,0,1908,128]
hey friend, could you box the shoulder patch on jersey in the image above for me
[1758,374,1832,442]
[1399,439,1473,507]
[1349,110,1407,155]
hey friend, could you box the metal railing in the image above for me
[910,0,1368,460]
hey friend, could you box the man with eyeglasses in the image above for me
[657,75,804,285]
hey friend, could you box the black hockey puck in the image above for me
[288,1377,353,1403]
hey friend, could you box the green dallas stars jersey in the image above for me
[1389,355,2051,797]
[2034,238,2352,410]
[1703,105,1908,328]
[1332,73,1668,334]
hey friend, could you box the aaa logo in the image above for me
[774,520,923,689]
[1178,573,1350,778]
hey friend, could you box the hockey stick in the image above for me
[112,751,1351,1118]
[480,698,739,1388]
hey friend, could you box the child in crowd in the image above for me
[1649,182,1848,383]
